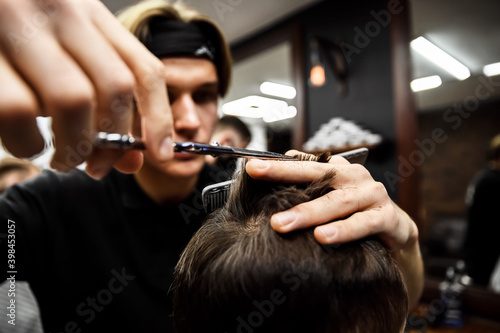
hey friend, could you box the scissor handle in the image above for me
[94,132,146,150]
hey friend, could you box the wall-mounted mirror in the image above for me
[410,0,500,300]
[408,3,500,325]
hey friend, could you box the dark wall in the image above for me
[300,1,399,197]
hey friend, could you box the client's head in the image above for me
[172,153,408,333]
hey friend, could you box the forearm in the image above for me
[392,206,424,309]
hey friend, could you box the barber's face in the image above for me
[142,57,219,177]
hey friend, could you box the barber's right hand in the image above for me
[0,0,174,178]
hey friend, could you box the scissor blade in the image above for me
[173,142,233,156]
[231,147,298,160]
[173,142,297,160]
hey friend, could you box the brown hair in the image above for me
[172,153,408,333]
[117,0,232,97]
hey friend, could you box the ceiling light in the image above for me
[222,96,287,118]
[411,75,442,92]
[259,82,296,99]
[410,36,470,80]
[483,62,500,77]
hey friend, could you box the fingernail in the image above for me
[159,136,173,159]
[318,226,338,242]
[273,211,296,228]
[249,159,270,170]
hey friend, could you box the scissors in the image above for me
[93,131,298,160]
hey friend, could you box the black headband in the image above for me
[146,18,217,64]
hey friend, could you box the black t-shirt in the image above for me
[1,164,225,332]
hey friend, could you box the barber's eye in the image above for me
[192,91,217,104]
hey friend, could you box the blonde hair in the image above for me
[117,0,232,96]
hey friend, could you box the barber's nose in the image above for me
[173,94,201,132]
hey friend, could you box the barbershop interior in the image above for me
[1,0,500,332]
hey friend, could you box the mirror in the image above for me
[410,0,500,296]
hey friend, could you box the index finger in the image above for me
[246,159,329,183]
[89,1,173,161]
[245,155,354,184]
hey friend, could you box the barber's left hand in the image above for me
[245,151,418,253]
[247,150,424,307]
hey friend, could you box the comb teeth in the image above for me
[202,180,234,213]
